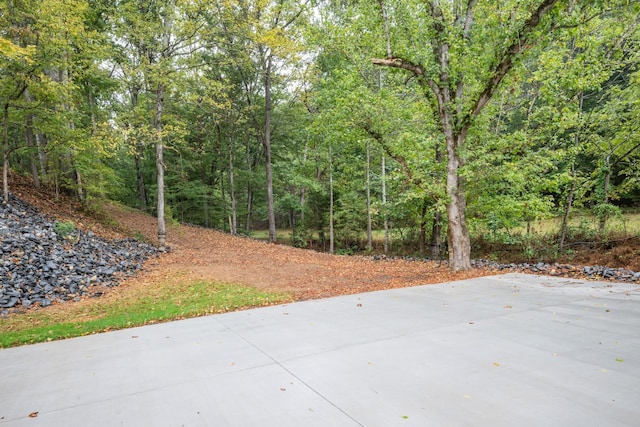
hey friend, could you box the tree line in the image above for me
[1,0,639,269]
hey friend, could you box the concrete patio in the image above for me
[1,273,639,426]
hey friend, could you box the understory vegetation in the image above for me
[1,0,639,267]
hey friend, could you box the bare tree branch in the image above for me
[371,57,425,76]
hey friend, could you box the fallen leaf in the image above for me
[29,412,38,418]
[493,362,500,367]
[616,358,624,362]
[131,336,138,339]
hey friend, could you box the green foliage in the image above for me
[53,220,76,238]
[2,0,639,261]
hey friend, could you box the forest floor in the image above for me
[7,172,639,310]
[7,175,494,305]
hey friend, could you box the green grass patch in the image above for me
[249,229,294,244]
[0,281,291,348]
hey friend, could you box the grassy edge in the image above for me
[0,281,292,348]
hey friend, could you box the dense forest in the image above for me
[1,0,639,270]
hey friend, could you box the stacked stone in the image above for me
[371,255,640,283]
[0,194,158,310]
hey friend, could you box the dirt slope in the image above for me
[103,202,493,300]
[6,173,493,301]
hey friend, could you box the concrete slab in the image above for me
[1,273,639,426]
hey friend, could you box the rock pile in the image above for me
[1,194,158,310]
[471,259,640,282]
[371,255,640,283]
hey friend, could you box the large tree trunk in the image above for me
[373,0,562,271]
[446,135,471,270]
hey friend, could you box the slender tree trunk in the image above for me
[134,144,148,211]
[558,164,575,252]
[599,154,612,233]
[366,140,373,251]
[245,134,254,232]
[381,154,389,254]
[430,142,443,259]
[431,211,443,260]
[3,103,9,202]
[559,91,583,251]
[155,82,166,248]
[25,113,40,188]
[35,133,47,178]
[24,91,40,188]
[264,57,277,242]
[130,88,148,211]
[229,133,237,235]
[220,164,227,232]
[419,203,427,257]
[329,144,334,254]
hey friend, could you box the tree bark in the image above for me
[381,154,389,254]
[445,134,471,270]
[373,0,560,270]
[134,143,148,211]
[599,154,612,233]
[431,211,443,260]
[25,113,40,188]
[155,82,166,248]
[558,163,575,252]
[229,132,237,235]
[329,144,334,254]
[419,203,427,257]
[3,103,9,202]
[264,56,277,243]
[366,140,373,251]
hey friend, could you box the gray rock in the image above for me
[0,194,159,310]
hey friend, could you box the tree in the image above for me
[113,0,204,247]
[369,0,580,269]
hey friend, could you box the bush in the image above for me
[53,220,76,239]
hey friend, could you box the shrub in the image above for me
[53,220,76,239]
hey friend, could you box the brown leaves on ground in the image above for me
[8,172,495,302]
[9,172,640,308]
[113,212,496,301]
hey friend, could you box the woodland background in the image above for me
[1,0,639,266]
